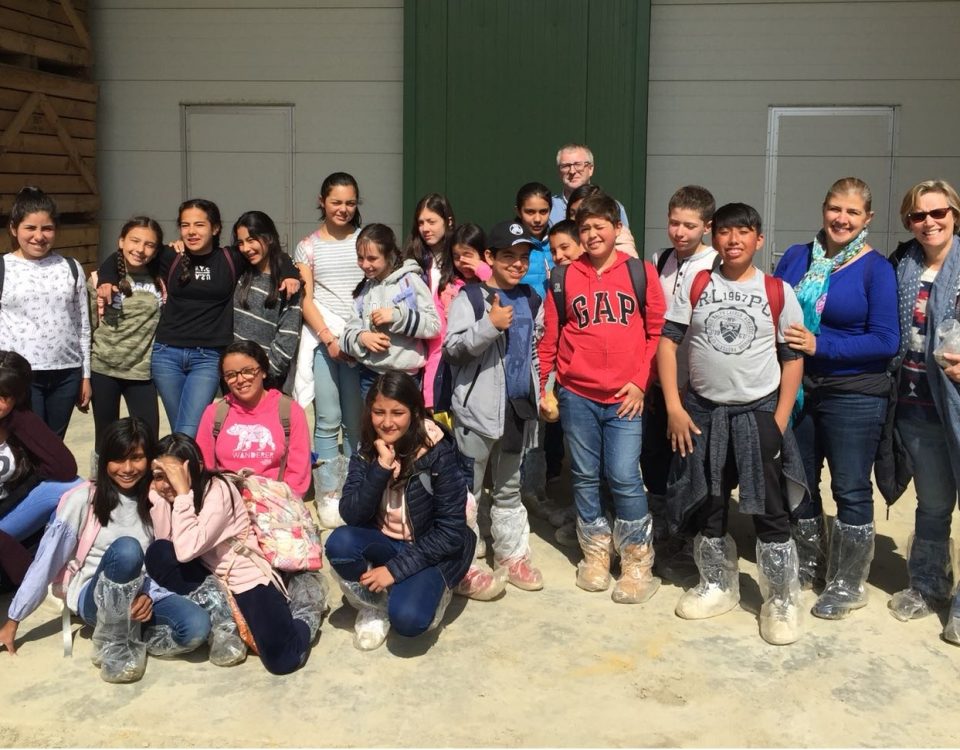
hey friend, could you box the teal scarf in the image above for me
[793,228,868,334]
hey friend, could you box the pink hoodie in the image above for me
[150,478,270,594]
[195,389,312,498]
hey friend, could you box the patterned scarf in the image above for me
[793,228,868,334]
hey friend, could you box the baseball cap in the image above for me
[487,220,538,250]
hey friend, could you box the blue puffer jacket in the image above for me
[338,432,475,587]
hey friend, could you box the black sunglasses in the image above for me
[907,207,953,224]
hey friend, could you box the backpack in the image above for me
[432,283,542,413]
[49,481,99,656]
[166,246,237,289]
[0,253,80,311]
[655,248,674,276]
[211,395,323,573]
[687,264,786,345]
[549,256,648,327]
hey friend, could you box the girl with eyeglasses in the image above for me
[887,180,960,642]
[774,177,899,621]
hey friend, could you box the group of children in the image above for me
[3,163,960,678]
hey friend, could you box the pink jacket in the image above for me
[150,478,270,594]
[195,389,312,497]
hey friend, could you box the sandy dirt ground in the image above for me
[1,405,959,748]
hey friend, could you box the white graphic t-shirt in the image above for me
[666,269,802,404]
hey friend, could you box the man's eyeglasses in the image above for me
[907,207,952,224]
[223,366,262,382]
[559,161,592,173]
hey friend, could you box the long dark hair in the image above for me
[0,351,35,485]
[175,198,222,286]
[8,186,58,230]
[233,210,284,310]
[443,223,486,291]
[402,193,455,286]
[318,172,362,228]
[359,371,430,484]
[93,417,156,527]
[352,223,403,298]
[116,216,164,297]
[156,433,233,514]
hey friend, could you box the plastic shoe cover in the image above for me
[496,555,543,591]
[811,520,874,620]
[144,624,196,658]
[555,520,579,549]
[313,457,348,529]
[428,587,453,631]
[288,571,330,640]
[187,577,246,667]
[943,589,960,645]
[791,516,827,591]
[675,534,740,620]
[454,563,507,601]
[756,539,803,645]
[612,516,661,604]
[329,566,388,613]
[354,606,390,651]
[889,587,933,622]
[91,574,147,684]
[576,517,613,592]
[548,504,576,529]
[475,535,487,559]
[490,502,531,563]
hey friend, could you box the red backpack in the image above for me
[688,267,785,341]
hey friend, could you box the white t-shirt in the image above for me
[652,246,719,388]
[665,268,803,404]
[294,228,364,337]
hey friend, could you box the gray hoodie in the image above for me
[340,258,440,373]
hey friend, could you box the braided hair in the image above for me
[116,216,164,297]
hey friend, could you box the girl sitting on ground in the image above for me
[325,371,475,650]
[0,418,210,682]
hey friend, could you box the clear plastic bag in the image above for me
[756,539,802,645]
[812,520,874,620]
[791,516,827,590]
[889,536,953,621]
[943,588,960,645]
[313,456,348,529]
[575,516,613,592]
[454,563,507,600]
[490,502,530,563]
[612,516,660,604]
[187,577,247,667]
[933,318,960,368]
[91,574,147,683]
[675,534,740,620]
[287,571,330,640]
[144,624,200,658]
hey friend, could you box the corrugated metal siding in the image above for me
[644,0,960,264]
[91,1,404,255]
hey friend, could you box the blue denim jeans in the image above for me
[897,417,960,542]
[792,389,886,526]
[77,537,209,649]
[150,343,223,438]
[0,477,84,541]
[326,525,447,637]
[312,343,362,460]
[558,386,647,523]
[30,367,82,439]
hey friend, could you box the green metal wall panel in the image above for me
[404,0,650,235]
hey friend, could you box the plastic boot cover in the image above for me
[791,515,827,591]
[288,571,331,640]
[490,502,531,563]
[475,536,487,559]
[329,566,388,613]
[454,563,507,601]
[496,554,543,591]
[428,587,454,631]
[91,574,147,683]
[313,457,348,529]
[144,624,197,658]
[612,515,661,604]
[811,520,874,620]
[943,587,960,645]
[756,539,803,645]
[354,606,390,651]
[889,537,953,622]
[675,534,740,620]
[187,577,247,667]
[575,516,614,592]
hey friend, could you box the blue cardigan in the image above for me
[338,437,475,587]
[774,243,900,376]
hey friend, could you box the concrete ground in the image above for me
[1,404,959,748]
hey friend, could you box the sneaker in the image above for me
[522,492,552,521]
[498,557,543,591]
[548,505,576,529]
[353,607,390,651]
[454,565,507,601]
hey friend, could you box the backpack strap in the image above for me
[655,248,673,276]
[548,264,569,327]
[210,398,231,471]
[689,256,724,311]
[764,273,785,337]
[221,246,237,284]
[166,252,182,289]
[624,257,647,319]
[276,395,292,483]
[463,283,486,322]
[518,283,542,320]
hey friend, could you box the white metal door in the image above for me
[181,105,295,251]
[763,106,898,271]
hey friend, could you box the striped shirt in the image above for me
[233,271,302,381]
[294,228,364,336]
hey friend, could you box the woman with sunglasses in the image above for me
[195,340,311,498]
[888,180,960,640]
[774,177,899,620]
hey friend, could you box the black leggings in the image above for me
[91,371,160,451]
[695,411,791,544]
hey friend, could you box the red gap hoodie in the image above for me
[538,252,665,404]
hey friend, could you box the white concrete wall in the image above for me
[644,0,960,264]
[90,0,403,258]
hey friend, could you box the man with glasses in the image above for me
[549,143,630,227]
